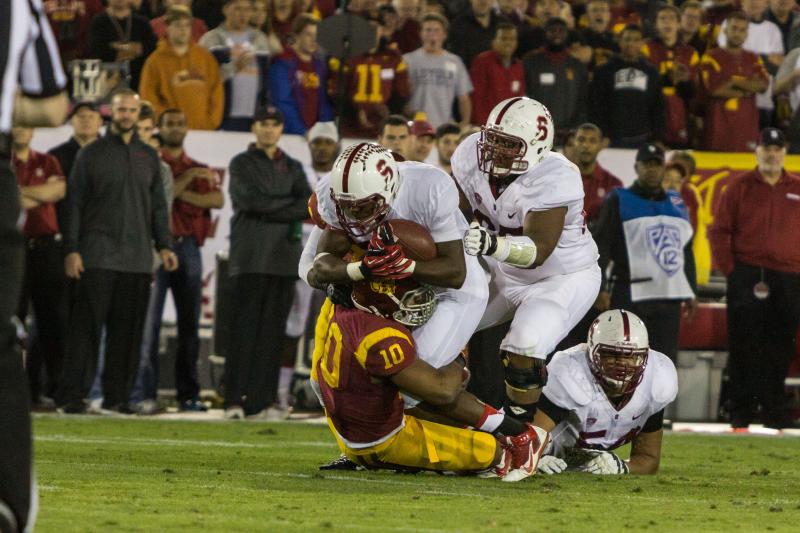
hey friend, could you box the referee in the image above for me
[1,1,68,532]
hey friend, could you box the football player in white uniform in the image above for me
[533,309,678,475]
[301,144,549,476]
[451,97,601,421]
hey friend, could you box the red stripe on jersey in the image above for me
[620,310,631,341]
[341,142,367,193]
[494,97,523,126]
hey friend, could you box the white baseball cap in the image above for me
[307,122,339,143]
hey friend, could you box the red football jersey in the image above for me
[331,50,410,138]
[701,48,767,152]
[316,306,417,445]
[642,39,700,146]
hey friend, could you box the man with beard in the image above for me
[137,108,223,414]
[709,128,800,430]
[57,89,178,415]
[435,122,461,175]
[523,18,589,143]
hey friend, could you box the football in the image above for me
[384,219,437,261]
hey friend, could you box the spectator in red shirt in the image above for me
[408,118,436,161]
[470,22,525,126]
[44,0,104,63]
[708,128,800,430]
[701,11,769,152]
[642,4,701,148]
[143,109,225,412]
[572,123,623,225]
[151,0,209,43]
[13,126,67,408]
[392,0,423,54]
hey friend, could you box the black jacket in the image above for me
[228,145,311,277]
[64,130,170,273]
[447,10,507,69]
[593,182,697,298]
[589,55,665,143]
[49,136,97,231]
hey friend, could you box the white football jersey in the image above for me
[451,133,598,282]
[316,160,467,242]
[542,344,678,456]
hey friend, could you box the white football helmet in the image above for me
[329,142,400,240]
[477,97,554,178]
[587,309,649,396]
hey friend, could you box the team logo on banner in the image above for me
[646,223,682,276]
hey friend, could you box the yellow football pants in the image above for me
[329,415,498,472]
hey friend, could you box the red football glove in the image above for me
[358,225,415,279]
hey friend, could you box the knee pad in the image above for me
[501,351,548,392]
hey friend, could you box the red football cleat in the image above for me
[501,424,550,483]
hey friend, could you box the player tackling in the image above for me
[452,97,601,422]
[533,309,678,475]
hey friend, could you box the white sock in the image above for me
[277,367,294,410]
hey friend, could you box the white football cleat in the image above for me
[501,424,550,482]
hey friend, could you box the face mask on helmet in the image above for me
[477,127,529,178]
[331,190,390,241]
[351,279,437,327]
[589,344,648,397]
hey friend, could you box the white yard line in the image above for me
[35,434,335,449]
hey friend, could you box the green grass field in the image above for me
[33,416,800,532]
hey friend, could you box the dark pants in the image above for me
[225,273,295,414]
[466,323,510,409]
[18,235,68,400]
[611,286,682,362]
[57,269,151,409]
[0,159,32,530]
[139,238,203,402]
[726,263,800,426]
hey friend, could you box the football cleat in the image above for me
[501,424,549,483]
[477,446,512,479]
[319,454,363,471]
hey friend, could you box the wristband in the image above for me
[346,262,366,281]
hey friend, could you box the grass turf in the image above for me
[34,416,800,532]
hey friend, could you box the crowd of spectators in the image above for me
[44,0,800,151]
[14,0,800,425]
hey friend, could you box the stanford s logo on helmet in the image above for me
[587,309,649,397]
[477,97,554,178]
[329,143,400,240]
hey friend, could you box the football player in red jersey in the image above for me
[313,272,543,481]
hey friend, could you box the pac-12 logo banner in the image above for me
[645,223,682,276]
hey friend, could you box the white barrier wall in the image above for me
[30,128,638,321]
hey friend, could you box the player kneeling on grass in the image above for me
[532,309,678,475]
[313,273,542,482]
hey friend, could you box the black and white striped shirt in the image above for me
[0,0,67,133]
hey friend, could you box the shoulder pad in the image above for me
[648,350,679,405]
[544,347,594,408]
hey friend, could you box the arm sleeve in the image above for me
[299,225,323,285]
[455,57,473,97]
[641,409,664,433]
[707,182,736,276]
[363,330,416,377]
[64,151,89,254]
[269,59,306,135]
[591,191,621,290]
[19,0,67,97]
[150,156,171,251]
[537,393,572,425]
[424,175,463,242]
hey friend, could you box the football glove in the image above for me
[577,450,629,475]
[536,455,567,475]
[464,221,498,256]
[359,224,415,279]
